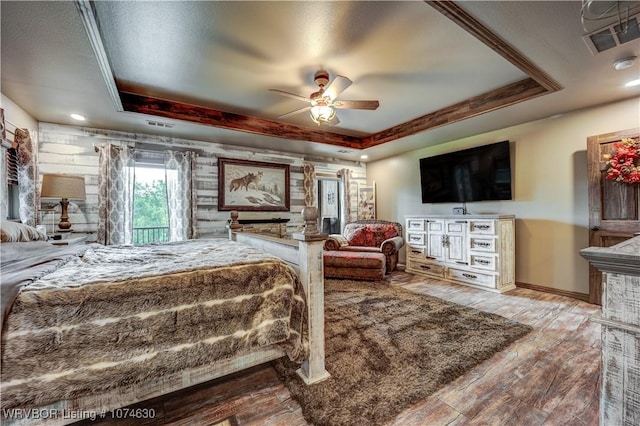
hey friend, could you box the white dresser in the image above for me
[405,214,515,292]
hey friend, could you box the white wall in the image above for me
[368,96,640,295]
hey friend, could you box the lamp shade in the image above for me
[41,174,86,200]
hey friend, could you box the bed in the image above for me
[1,215,328,426]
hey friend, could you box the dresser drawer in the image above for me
[469,220,495,235]
[447,268,496,288]
[407,219,425,232]
[408,260,445,277]
[469,237,496,252]
[407,233,425,246]
[470,255,497,271]
[407,246,425,257]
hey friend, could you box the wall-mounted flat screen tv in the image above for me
[419,141,512,203]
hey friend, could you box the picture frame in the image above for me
[358,183,376,220]
[218,158,290,211]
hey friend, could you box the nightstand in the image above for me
[50,235,88,246]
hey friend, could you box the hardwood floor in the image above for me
[80,272,601,426]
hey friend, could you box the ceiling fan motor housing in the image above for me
[314,70,330,87]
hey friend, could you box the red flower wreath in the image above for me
[604,138,640,184]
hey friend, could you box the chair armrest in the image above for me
[324,235,349,251]
[380,236,404,255]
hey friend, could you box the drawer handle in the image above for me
[475,242,491,248]
[475,259,491,265]
[411,250,422,254]
[419,265,431,270]
[455,261,469,265]
[454,220,468,224]
[426,256,437,260]
[474,225,491,230]
[462,273,478,279]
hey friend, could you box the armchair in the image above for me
[324,220,405,272]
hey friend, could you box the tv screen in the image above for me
[420,141,512,203]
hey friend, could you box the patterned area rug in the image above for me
[274,279,532,426]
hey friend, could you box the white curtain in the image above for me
[97,144,135,245]
[164,150,197,241]
[15,128,38,227]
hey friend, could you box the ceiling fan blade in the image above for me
[277,105,312,119]
[324,75,352,100]
[268,89,311,103]
[333,100,380,110]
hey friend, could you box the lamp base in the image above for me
[57,198,73,232]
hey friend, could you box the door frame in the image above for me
[587,128,640,304]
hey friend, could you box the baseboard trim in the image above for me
[516,281,590,303]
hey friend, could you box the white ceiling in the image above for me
[2,1,639,162]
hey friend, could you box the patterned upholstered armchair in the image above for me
[323,220,405,272]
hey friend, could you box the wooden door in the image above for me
[444,220,467,264]
[587,128,640,304]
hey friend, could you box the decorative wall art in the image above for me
[358,183,376,220]
[218,158,290,211]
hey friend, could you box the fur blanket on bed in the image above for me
[1,239,307,410]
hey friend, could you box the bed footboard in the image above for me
[229,207,330,384]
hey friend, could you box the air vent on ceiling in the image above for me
[583,11,640,54]
[337,149,353,154]
[146,120,174,129]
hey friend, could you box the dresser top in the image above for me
[580,235,640,277]
[405,214,515,219]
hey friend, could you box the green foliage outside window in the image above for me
[133,179,169,244]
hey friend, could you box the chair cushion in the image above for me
[343,226,376,246]
[343,223,400,247]
[323,251,386,269]
[339,246,380,254]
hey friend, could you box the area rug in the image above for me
[273,279,532,426]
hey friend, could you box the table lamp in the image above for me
[40,173,86,232]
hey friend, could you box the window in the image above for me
[6,147,20,220]
[132,152,173,245]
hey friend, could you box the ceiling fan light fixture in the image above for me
[310,104,335,125]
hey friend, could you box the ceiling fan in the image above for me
[269,69,380,126]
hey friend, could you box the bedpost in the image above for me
[293,206,330,384]
[227,210,242,240]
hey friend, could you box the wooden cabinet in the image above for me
[405,214,515,293]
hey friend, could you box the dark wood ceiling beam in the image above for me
[120,92,363,149]
[426,1,562,92]
[362,78,548,148]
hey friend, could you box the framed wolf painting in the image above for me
[218,158,290,211]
